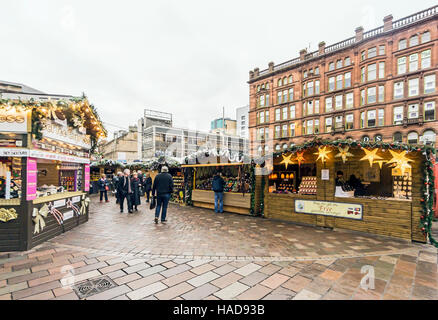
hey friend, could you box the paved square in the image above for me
[0,196,437,300]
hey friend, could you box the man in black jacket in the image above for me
[212,172,225,213]
[117,169,134,213]
[152,166,174,224]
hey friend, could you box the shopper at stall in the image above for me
[130,172,142,211]
[98,174,110,203]
[348,174,366,196]
[212,172,225,213]
[152,166,174,224]
[117,169,134,213]
[144,172,152,203]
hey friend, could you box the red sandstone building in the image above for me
[248,6,438,155]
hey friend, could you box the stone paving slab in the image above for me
[1,197,437,300]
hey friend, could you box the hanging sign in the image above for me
[41,120,91,150]
[26,157,37,201]
[84,164,90,192]
[0,110,28,133]
[29,149,90,164]
[295,200,363,220]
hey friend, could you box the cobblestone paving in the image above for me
[1,196,437,300]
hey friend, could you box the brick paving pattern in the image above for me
[0,196,437,300]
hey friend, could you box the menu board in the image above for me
[84,164,90,192]
[26,157,37,200]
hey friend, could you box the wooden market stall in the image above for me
[261,139,436,244]
[182,161,254,215]
[90,159,125,194]
[0,97,106,251]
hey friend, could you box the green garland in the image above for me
[259,175,265,217]
[420,149,438,247]
[259,137,437,247]
[184,168,194,206]
[250,165,256,215]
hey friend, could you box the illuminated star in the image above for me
[280,153,294,170]
[360,148,383,167]
[334,146,354,163]
[387,150,413,175]
[314,146,331,163]
[295,151,305,167]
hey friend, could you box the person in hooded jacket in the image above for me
[212,172,225,213]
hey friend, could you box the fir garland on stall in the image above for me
[259,175,265,217]
[184,167,194,206]
[250,165,256,215]
[420,149,438,247]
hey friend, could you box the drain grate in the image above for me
[72,276,117,299]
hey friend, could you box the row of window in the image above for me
[360,62,385,83]
[257,101,436,139]
[360,45,386,61]
[398,31,431,50]
[260,74,436,116]
[397,49,431,74]
[328,57,352,72]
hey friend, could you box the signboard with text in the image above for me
[26,157,37,200]
[84,164,90,192]
[295,200,363,220]
[0,110,28,133]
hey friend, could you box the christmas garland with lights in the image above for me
[250,165,256,215]
[260,137,437,247]
[0,96,107,150]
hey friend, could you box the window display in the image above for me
[268,163,316,195]
[0,157,22,199]
[194,165,251,193]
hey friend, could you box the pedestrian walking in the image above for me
[117,169,134,213]
[152,166,174,224]
[144,172,152,203]
[130,172,142,211]
[137,170,145,196]
[113,171,123,204]
[98,174,110,203]
[212,172,225,213]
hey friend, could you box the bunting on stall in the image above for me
[33,204,49,234]
[80,196,91,215]
[66,199,81,217]
[48,202,64,225]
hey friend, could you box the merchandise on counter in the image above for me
[298,176,317,195]
[393,174,412,199]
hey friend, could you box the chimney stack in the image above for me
[318,41,326,55]
[299,49,307,61]
[268,62,274,72]
[383,14,393,32]
[355,26,364,42]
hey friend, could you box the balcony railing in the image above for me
[392,5,438,30]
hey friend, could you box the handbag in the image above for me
[150,196,156,210]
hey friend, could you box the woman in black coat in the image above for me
[143,172,153,203]
[98,174,109,203]
[130,172,141,211]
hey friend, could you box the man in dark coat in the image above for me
[152,166,174,224]
[137,170,144,196]
[113,171,123,204]
[212,172,225,213]
[117,169,134,213]
[143,172,153,203]
[130,172,141,211]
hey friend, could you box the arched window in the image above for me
[398,39,407,50]
[257,146,262,155]
[283,77,287,85]
[393,132,403,143]
[407,131,418,144]
[409,35,419,47]
[278,79,282,87]
[290,143,295,148]
[288,75,293,84]
[266,82,270,89]
[422,130,436,145]
[257,85,260,92]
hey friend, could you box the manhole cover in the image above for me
[72,276,117,299]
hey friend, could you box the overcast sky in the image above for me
[1,0,436,138]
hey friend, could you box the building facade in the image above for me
[102,126,138,163]
[210,117,237,136]
[248,6,438,155]
[236,105,249,139]
[139,125,248,160]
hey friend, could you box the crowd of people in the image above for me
[97,166,174,224]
